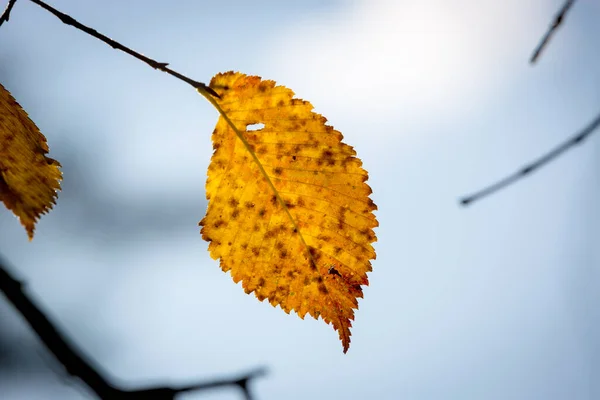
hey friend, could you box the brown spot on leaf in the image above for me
[260,82,272,92]
[367,197,376,210]
[308,246,321,262]
[337,206,347,229]
[228,197,239,207]
[277,285,289,298]
[321,149,336,166]
[317,234,330,242]
[360,228,375,241]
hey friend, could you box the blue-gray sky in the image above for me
[0,0,598,399]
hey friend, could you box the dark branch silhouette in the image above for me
[0,254,266,399]
[530,0,576,64]
[0,0,17,27]
[26,0,220,99]
[460,110,600,206]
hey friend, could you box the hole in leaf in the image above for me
[246,123,265,131]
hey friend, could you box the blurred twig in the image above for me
[0,254,266,399]
[460,0,591,206]
[460,111,600,206]
[530,0,576,64]
[26,0,220,98]
[0,0,17,27]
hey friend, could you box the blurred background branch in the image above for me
[460,110,600,205]
[0,254,266,399]
[530,0,576,64]
[459,0,593,206]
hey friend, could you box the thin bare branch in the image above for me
[530,0,576,64]
[125,367,267,400]
[27,0,219,98]
[0,0,18,27]
[460,110,600,206]
[0,254,266,399]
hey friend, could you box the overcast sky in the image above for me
[0,0,599,399]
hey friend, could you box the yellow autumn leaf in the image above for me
[199,72,378,352]
[0,83,62,239]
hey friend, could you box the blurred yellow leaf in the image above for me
[0,83,61,239]
[200,72,377,352]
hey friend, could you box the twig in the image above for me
[125,367,267,400]
[0,0,18,27]
[0,254,266,399]
[460,110,600,206]
[26,0,220,98]
[530,0,576,64]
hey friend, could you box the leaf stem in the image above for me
[26,0,220,98]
